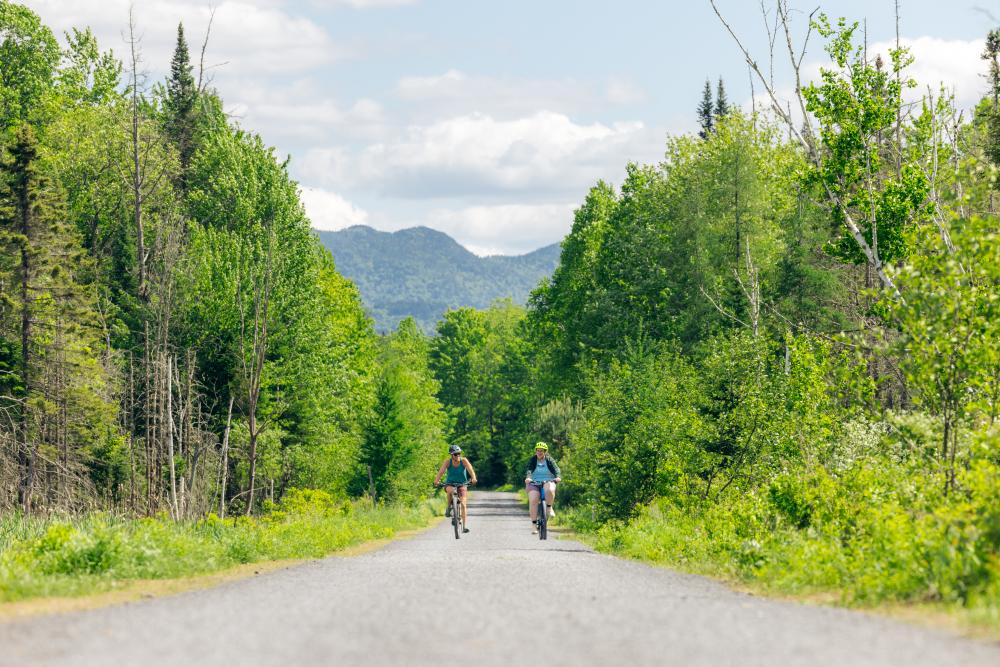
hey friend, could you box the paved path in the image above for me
[1,491,998,666]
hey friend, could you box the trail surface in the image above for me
[1,491,998,667]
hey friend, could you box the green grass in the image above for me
[0,489,441,603]
[563,459,1000,638]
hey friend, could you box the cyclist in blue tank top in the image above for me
[524,442,561,534]
[433,445,478,531]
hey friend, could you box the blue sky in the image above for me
[23,0,997,254]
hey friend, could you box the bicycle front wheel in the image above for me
[538,498,547,540]
[453,497,461,539]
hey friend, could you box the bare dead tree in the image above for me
[197,7,218,94]
[126,7,148,300]
[237,223,277,516]
[218,395,234,518]
[733,238,761,338]
[707,0,904,297]
[166,354,178,518]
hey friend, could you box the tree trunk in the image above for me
[129,9,146,299]
[16,157,34,515]
[246,410,257,516]
[219,395,233,518]
[166,355,178,519]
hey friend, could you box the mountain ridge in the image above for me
[317,225,560,332]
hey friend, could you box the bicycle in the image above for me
[528,480,556,540]
[435,482,470,539]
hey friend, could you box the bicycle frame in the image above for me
[529,481,555,540]
[437,482,470,540]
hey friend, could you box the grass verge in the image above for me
[561,504,1000,642]
[0,489,442,611]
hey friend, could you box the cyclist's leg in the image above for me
[545,481,557,507]
[445,485,455,516]
[526,482,540,521]
[458,485,468,525]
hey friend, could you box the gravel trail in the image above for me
[1,491,998,667]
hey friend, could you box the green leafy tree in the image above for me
[888,217,1000,489]
[802,15,932,295]
[572,342,703,521]
[279,254,378,495]
[55,27,121,108]
[533,397,583,461]
[528,181,617,395]
[430,301,531,484]
[587,163,671,354]
[0,1,60,131]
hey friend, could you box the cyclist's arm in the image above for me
[462,458,478,484]
[433,460,447,485]
[548,456,562,479]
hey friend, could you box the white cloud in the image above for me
[425,203,576,256]
[305,111,660,199]
[226,79,387,144]
[22,0,342,76]
[605,79,647,105]
[745,36,987,127]
[297,147,355,189]
[300,187,369,231]
[395,69,647,119]
[880,36,986,111]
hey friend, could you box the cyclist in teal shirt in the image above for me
[433,445,478,532]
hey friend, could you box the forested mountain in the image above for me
[318,226,560,331]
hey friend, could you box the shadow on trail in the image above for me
[464,497,525,517]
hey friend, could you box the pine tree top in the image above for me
[167,23,195,104]
[715,77,730,118]
[697,79,714,140]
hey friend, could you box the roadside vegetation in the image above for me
[426,7,1000,633]
[0,1,449,603]
[0,489,439,603]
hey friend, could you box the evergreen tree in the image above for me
[0,124,111,513]
[164,23,197,182]
[357,318,446,501]
[697,79,714,139]
[715,77,730,118]
[360,372,407,502]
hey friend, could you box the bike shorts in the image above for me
[526,480,556,497]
